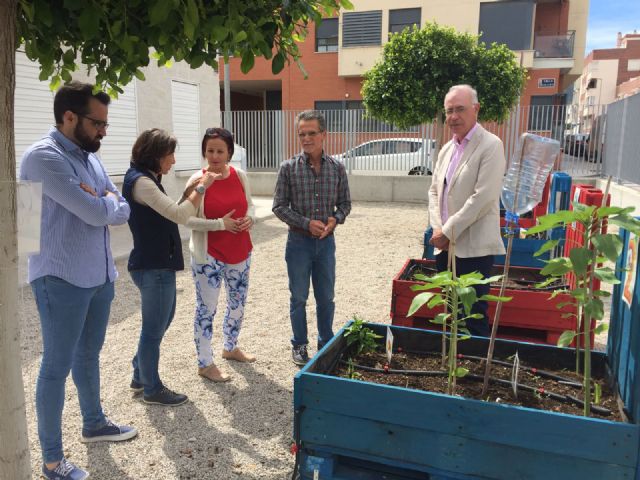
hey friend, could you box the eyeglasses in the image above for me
[76,113,109,130]
[444,106,468,116]
[298,131,322,139]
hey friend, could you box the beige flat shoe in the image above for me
[222,348,256,363]
[198,364,231,382]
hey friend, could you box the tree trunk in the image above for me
[0,0,32,478]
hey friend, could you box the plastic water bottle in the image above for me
[501,133,560,216]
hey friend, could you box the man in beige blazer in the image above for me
[428,84,506,336]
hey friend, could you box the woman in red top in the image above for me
[182,128,256,382]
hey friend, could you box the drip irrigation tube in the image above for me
[339,360,611,416]
[400,349,581,386]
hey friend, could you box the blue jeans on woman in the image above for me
[285,231,336,348]
[130,269,177,396]
[31,276,114,464]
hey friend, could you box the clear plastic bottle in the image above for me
[501,133,561,216]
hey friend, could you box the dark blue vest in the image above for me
[122,166,184,272]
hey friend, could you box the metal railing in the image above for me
[223,104,607,177]
[533,31,575,59]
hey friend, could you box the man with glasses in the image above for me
[20,81,136,480]
[428,84,506,336]
[273,110,351,365]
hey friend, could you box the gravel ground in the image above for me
[18,201,428,480]
[17,200,609,479]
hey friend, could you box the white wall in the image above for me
[14,51,220,201]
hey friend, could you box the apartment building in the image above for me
[578,32,640,106]
[566,31,640,135]
[221,0,589,112]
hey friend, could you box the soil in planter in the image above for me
[402,262,566,291]
[334,350,623,421]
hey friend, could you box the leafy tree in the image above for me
[361,22,527,129]
[0,0,352,477]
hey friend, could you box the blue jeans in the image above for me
[285,231,336,348]
[130,269,177,396]
[31,276,114,464]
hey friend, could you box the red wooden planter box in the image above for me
[391,259,593,347]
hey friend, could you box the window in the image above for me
[316,18,338,52]
[389,8,421,35]
[479,1,534,51]
[527,96,554,131]
[342,10,382,47]
[628,59,640,72]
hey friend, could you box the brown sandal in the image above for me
[198,364,231,382]
[221,348,256,363]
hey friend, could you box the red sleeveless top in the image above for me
[203,167,253,264]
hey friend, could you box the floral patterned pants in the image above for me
[191,253,251,368]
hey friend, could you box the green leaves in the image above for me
[240,50,255,74]
[609,214,640,235]
[569,247,591,277]
[540,257,572,277]
[149,0,173,26]
[594,267,620,285]
[272,51,285,74]
[16,0,353,93]
[557,330,576,348]
[362,22,525,127]
[343,317,382,356]
[408,292,435,317]
[534,239,559,257]
[591,234,623,263]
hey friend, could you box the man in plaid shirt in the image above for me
[273,110,351,365]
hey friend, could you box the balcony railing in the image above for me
[534,31,575,59]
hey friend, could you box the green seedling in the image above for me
[408,270,511,395]
[344,316,383,356]
[527,197,640,416]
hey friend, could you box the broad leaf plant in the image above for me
[408,271,510,395]
[527,203,640,416]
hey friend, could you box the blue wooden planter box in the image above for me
[293,324,640,480]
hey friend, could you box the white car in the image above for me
[334,138,434,175]
[230,143,247,171]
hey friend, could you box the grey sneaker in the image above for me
[42,457,89,480]
[292,345,309,366]
[81,418,138,443]
[143,386,188,406]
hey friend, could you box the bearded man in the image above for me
[20,81,136,480]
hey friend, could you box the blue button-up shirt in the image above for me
[19,127,130,288]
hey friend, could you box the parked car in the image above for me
[334,138,434,175]
[230,143,247,170]
[563,133,589,156]
[563,133,601,161]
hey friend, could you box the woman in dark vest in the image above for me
[122,128,218,406]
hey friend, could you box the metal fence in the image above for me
[223,104,607,177]
[603,93,640,185]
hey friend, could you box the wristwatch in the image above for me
[195,184,206,195]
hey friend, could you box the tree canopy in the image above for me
[361,22,527,129]
[16,0,353,94]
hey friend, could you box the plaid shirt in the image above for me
[272,152,351,230]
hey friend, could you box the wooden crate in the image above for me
[391,259,593,346]
[294,323,638,480]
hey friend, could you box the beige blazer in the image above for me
[428,124,506,258]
